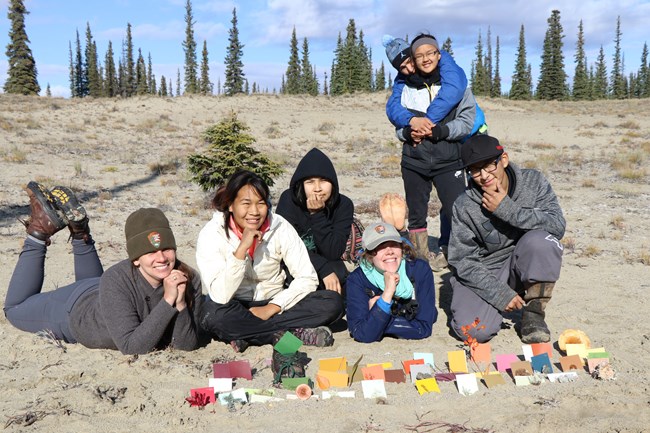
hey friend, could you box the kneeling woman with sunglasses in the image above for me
[345,222,438,343]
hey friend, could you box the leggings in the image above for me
[4,237,104,343]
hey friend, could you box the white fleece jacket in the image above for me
[196,210,318,312]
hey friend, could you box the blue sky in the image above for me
[1,0,649,97]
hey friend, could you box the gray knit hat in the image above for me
[125,208,176,261]
[383,35,411,70]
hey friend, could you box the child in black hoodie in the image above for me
[276,148,354,294]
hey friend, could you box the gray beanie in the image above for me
[411,35,439,53]
[125,208,176,261]
[383,35,411,70]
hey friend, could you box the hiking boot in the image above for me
[291,326,334,347]
[22,181,68,244]
[408,230,430,261]
[430,245,448,272]
[520,282,554,343]
[50,186,90,242]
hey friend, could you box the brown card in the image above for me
[560,354,583,372]
[510,360,533,377]
[384,369,406,383]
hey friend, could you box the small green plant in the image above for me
[74,162,83,176]
[187,111,283,191]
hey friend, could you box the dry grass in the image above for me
[582,245,602,258]
[264,121,283,139]
[581,179,595,188]
[149,160,179,175]
[316,121,336,134]
[610,215,625,230]
[640,250,650,266]
[618,120,640,130]
[1,146,27,163]
[530,141,556,150]
[561,236,576,252]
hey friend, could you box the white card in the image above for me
[521,344,534,361]
[455,373,479,396]
[413,352,435,368]
[361,379,387,399]
[547,372,579,383]
[217,388,248,405]
[209,377,233,393]
[409,364,434,383]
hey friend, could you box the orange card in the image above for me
[402,358,424,375]
[470,343,492,363]
[319,357,347,372]
[531,342,553,359]
[361,365,385,381]
[448,350,468,374]
[315,370,348,388]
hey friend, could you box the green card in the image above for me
[274,331,303,355]
[587,352,610,359]
[281,377,310,390]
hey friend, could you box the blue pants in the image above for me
[4,237,104,343]
[450,230,564,342]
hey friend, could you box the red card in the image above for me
[190,387,215,404]
[531,342,553,359]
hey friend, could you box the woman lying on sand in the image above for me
[4,182,204,354]
[196,170,344,352]
[346,222,437,343]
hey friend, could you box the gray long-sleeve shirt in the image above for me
[448,163,566,311]
[68,259,204,355]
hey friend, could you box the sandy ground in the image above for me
[0,93,649,432]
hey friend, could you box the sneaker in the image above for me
[50,186,90,242]
[291,326,334,347]
[22,182,68,244]
[229,339,249,353]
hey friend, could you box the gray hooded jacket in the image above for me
[447,163,565,311]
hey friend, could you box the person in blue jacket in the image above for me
[383,33,487,272]
[346,222,437,343]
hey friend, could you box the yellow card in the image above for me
[316,370,349,388]
[586,347,606,355]
[448,350,468,373]
[319,357,347,372]
[415,378,441,395]
[565,343,587,362]
[367,362,393,369]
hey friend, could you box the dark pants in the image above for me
[402,165,466,247]
[199,290,344,346]
[450,230,564,342]
[4,237,104,343]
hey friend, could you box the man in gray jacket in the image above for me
[447,135,565,343]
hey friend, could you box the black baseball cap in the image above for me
[461,135,504,168]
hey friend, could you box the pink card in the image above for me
[212,360,253,380]
[495,354,519,372]
[531,342,553,359]
[361,365,386,381]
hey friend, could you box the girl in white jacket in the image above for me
[196,170,343,352]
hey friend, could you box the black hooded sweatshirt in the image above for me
[276,148,354,280]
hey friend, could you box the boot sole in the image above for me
[26,182,68,230]
[50,186,87,222]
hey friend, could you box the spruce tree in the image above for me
[125,23,135,96]
[572,20,590,100]
[301,37,318,95]
[244,79,249,94]
[199,40,212,94]
[4,0,40,95]
[160,74,167,96]
[176,68,181,96]
[484,27,493,95]
[510,25,531,100]
[492,36,501,97]
[223,8,245,96]
[330,33,342,94]
[68,42,76,97]
[117,58,126,97]
[285,27,301,94]
[45,83,51,97]
[330,20,372,95]
[537,10,567,100]
[610,16,626,99]
[357,30,372,91]
[375,61,386,91]
[471,29,488,96]
[442,37,453,57]
[85,23,101,97]
[147,52,154,94]
[182,0,198,94]
[74,30,86,97]
[136,49,147,95]
[323,71,328,95]
[638,42,649,97]
[104,41,117,97]
[593,45,608,99]
[169,77,174,97]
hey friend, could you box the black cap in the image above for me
[461,135,504,168]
